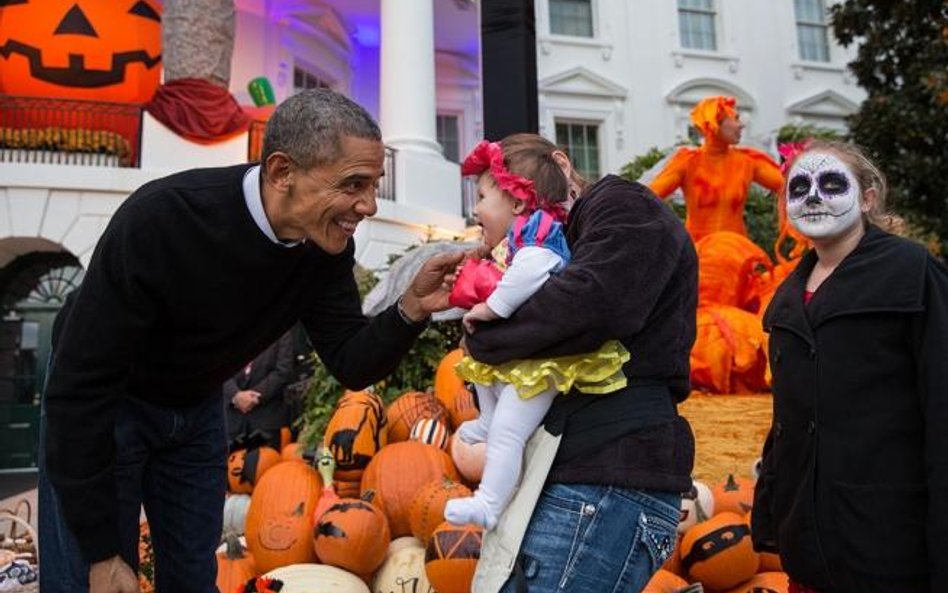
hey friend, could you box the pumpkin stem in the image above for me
[724,473,739,491]
[223,532,247,560]
[316,446,336,487]
[361,489,376,503]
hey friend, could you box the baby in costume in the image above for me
[444,135,629,530]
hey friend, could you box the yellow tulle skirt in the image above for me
[456,340,630,399]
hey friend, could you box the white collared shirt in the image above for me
[242,165,302,247]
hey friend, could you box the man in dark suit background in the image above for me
[224,330,295,449]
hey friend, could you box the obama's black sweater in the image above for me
[46,164,422,562]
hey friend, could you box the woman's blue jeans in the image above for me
[39,392,227,593]
[500,483,680,593]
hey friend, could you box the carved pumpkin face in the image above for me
[245,461,322,573]
[0,0,162,103]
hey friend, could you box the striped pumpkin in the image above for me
[409,418,450,450]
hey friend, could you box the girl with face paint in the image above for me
[752,141,948,593]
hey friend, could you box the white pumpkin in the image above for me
[373,545,433,593]
[222,493,251,537]
[386,536,423,559]
[678,479,714,534]
[265,563,369,593]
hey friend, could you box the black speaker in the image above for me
[481,0,539,139]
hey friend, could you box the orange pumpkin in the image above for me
[680,511,759,591]
[723,571,789,593]
[324,390,387,481]
[409,477,473,544]
[409,417,450,450]
[245,461,322,573]
[313,496,391,575]
[713,474,756,516]
[216,533,257,593]
[280,442,305,463]
[361,441,460,537]
[0,0,162,103]
[434,349,480,430]
[641,569,689,593]
[227,445,281,494]
[424,521,482,593]
[386,391,448,443]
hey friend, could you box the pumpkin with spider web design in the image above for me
[386,390,448,443]
[424,521,482,593]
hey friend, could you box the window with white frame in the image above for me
[293,65,332,95]
[794,0,830,62]
[555,121,600,181]
[549,0,594,38]
[677,0,717,51]
[436,114,461,163]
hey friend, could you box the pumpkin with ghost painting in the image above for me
[0,0,163,103]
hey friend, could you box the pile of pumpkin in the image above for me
[643,473,789,593]
[210,348,486,593]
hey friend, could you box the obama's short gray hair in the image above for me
[261,88,381,170]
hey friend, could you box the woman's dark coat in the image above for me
[753,225,948,593]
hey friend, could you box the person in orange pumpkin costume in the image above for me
[649,96,784,242]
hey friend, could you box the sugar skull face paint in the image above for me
[786,152,862,239]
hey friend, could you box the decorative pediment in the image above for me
[786,90,859,118]
[277,3,352,54]
[666,78,755,109]
[539,67,627,99]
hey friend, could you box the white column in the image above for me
[379,0,440,154]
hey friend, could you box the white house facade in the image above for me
[0,0,865,464]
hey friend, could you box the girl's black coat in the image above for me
[753,225,948,593]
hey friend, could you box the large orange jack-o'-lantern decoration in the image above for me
[0,0,162,103]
